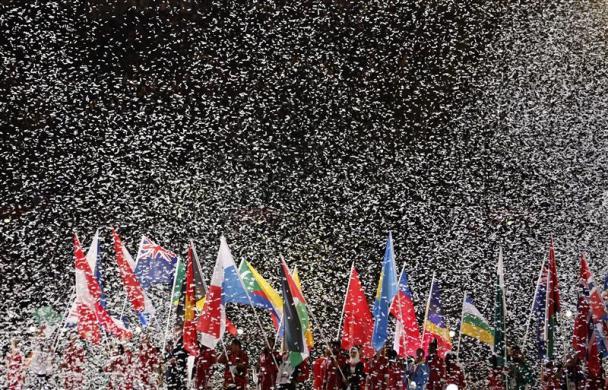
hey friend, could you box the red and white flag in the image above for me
[196,236,234,348]
[112,229,156,326]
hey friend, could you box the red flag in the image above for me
[547,240,561,316]
[390,269,421,358]
[340,267,374,358]
[112,229,146,312]
[73,233,131,343]
[183,245,200,356]
[571,295,589,360]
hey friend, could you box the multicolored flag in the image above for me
[291,266,314,348]
[459,293,493,347]
[196,236,233,348]
[544,240,561,360]
[578,255,608,357]
[340,265,374,358]
[279,258,310,367]
[171,258,186,307]
[238,259,283,325]
[183,245,199,356]
[112,229,156,326]
[390,267,421,358]
[372,232,399,351]
[493,248,507,367]
[134,236,178,290]
[422,275,452,357]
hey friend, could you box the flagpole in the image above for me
[335,262,355,341]
[522,254,547,352]
[162,256,181,352]
[420,272,436,346]
[456,291,466,362]
[51,288,76,352]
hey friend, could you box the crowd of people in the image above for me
[2,325,606,390]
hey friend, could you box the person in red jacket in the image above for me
[218,339,249,390]
[426,338,445,390]
[60,335,86,390]
[365,347,388,390]
[444,353,466,389]
[257,337,281,390]
[541,361,562,390]
[138,334,162,388]
[194,344,217,389]
[385,349,404,390]
[312,347,330,390]
[322,342,347,390]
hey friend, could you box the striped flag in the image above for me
[238,260,283,326]
[422,276,452,357]
[460,293,493,346]
[279,259,310,367]
[390,267,421,358]
[183,245,199,356]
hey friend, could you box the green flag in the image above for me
[33,306,61,326]
[171,258,186,306]
[493,248,507,367]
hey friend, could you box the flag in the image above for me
[196,236,233,348]
[112,229,156,326]
[460,293,493,346]
[572,295,589,360]
[422,276,452,357]
[183,245,199,356]
[279,258,310,367]
[238,260,283,325]
[544,240,560,360]
[390,267,421,358]
[172,258,186,306]
[493,248,507,367]
[340,266,374,358]
[291,266,314,348]
[578,255,608,357]
[191,244,208,311]
[372,232,399,351]
[72,233,131,343]
[87,230,106,308]
[134,236,178,290]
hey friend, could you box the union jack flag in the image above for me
[134,236,178,290]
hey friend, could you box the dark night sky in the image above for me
[2,0,608,383]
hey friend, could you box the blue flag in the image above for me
[372,232,399,351]
[134,237,178,290]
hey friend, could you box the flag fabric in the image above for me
[544,240,560,360]
[572,295,589,360]
[112,229,156,326]
[291,266,314,348]
[196,236,233,348]
[191,244,208,311]
[372,232,399,351]
[460,293,493,346]
[238,260,283,324]
[134,236,178,290]
[72,233,131,343]
[279,259,310,367]
[578,255,608,357]
[532,259,548,358]
[183,245,199,356]
[422,277,452,357]
[172,258,186,306]
[341,266,374,358]
[87,231,107,308]
[390,268,421,358]
[493,248,507,367]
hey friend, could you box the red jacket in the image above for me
[258,349,280,390]
[365,355,388,390]
[445,362,466,389]
[426,354,445,390]
[195,347,217,389]
[386,361,404,390]
[322,354,347,390]
[218,349,249,389]
[313,356,328,390]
